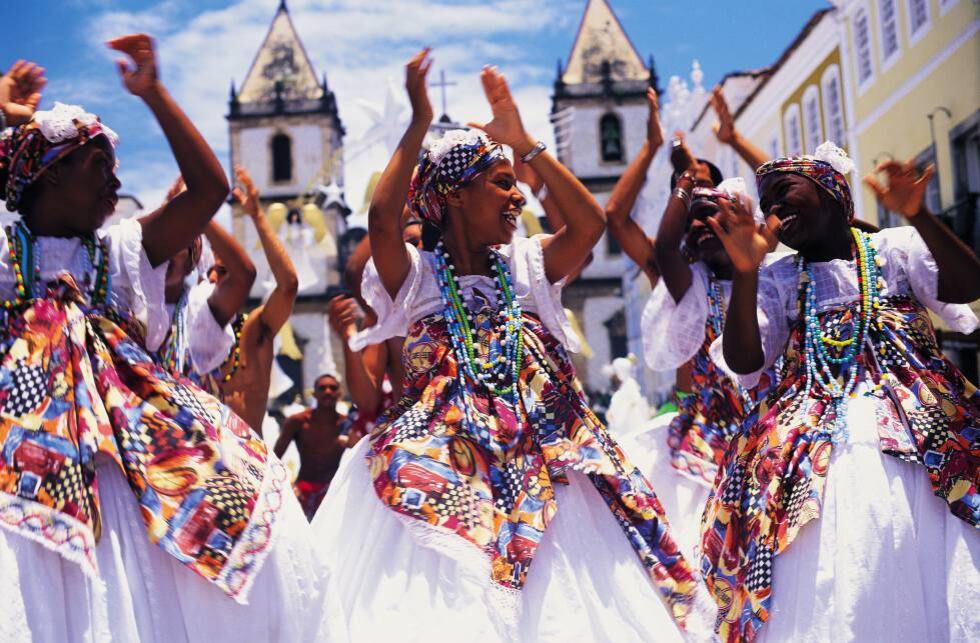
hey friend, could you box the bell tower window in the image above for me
[599,113,623,163]
[271,132,293,183]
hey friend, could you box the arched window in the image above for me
[853,7,875,88]
[821,65,847,146]
[783,104,803,156]
[271,132,293,183]
[599,113,624,163]
[802,85,823,154]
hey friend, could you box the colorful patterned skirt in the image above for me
[0,282,335,641]
[700,296,980,642]
[313,310,716,641]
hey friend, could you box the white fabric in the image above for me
[33,102,119,146]
[312,439,712,643]
[0,218,169,351]
[182,280,236,375]
[619,413,710,562]
[642,262,716,371]
[351,235,578,353]
[0,455,343,643]
[713,226,980,388]
[604,377,650,441]
[757,383,980,642]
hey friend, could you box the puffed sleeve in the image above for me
[641,263,710,371]
[184,281,235,375]
[104,218,169,351]
[876,226,979,334]
[349,243,424,351]
[709,260,792,389]
[508,234,579,353]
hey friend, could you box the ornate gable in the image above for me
[238,2,321,104]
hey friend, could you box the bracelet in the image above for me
[672,187,692,211]
[521,140,547,163]
[534,184,549,202]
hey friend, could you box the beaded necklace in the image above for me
[2,220,111,309]
[433,241,524,443]
[221,312,248,382]
[797,226,881,443]
[706,274,755,408]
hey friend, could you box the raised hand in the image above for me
[645,87,664,149]
[467,66,532,154]
[163,175,186,204]
[0,60,46,126]
[328,296,359,339]
[514,156,543,195]
[405,48,433,126]
[106,33,159,98]
[710,86,736,145]
[863,159,935,219]
[232,165,261,218]
[706,195,775,273]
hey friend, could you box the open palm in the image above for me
[864,160,934,218]
[468,66,527,150]
[1,60,46,126]
[106,34,159,97]
[707,195,774,273]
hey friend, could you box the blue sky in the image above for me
[2,0,830,214]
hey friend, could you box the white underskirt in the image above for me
[0,455,345,643]
[312,439,704,643]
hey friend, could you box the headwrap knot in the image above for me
[755,141,854,222]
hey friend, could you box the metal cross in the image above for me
[430,69,457,119]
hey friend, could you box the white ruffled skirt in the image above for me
[619,412,712,560]
[312,439,698,643]
[0,455,344,643]
[758,388,980,642]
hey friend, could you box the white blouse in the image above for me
[351,235,578,353]
[166,280,236,375]
[0,218,169,351]
[711,226,979,387]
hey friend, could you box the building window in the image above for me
[802,86,823,154]
[769,133,781,159]
[599,113,624,163]
[906,0,931,43]
[783,104,803,156]
[271,132,293,183]
[821,65,847,146]
[604,309,628,360]
[606,230,622,255]
[853,8,875,87]
[939,0,960,16]
[878,0,902,67]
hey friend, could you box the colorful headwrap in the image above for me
[0,102,119,212]
[408,129,507,226]
[755,141,855,221]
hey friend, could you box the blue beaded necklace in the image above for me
[433,241,524,444]
[797,227,881,443]
[707,274,755,408]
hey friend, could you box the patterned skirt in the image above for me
[340,310,715,638]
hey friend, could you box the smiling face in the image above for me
[681,167,731,270]
[446,160,526,247]
[26,135,121,235]
[758,172,846,253]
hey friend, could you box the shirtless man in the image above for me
[218,165,298,433]
[274,373,348,520]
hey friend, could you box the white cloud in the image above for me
[84,0,576,212]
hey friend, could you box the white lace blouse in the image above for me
[0,218,170,351]
[350,235,578,353]
[710,226,979,388]
[167,280,236,375]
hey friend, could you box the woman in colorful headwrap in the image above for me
[0,36,338,642]
[311,48,715,642]
[701,141,980,642]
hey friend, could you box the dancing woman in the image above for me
[703,143,980,641]
[313,49,713,642]
[0,35,333,641]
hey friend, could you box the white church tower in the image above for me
[227,0,349,405]
[552,0,659,393]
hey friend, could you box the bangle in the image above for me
[672,187,692,211]
[534,184,549,202]
[521,140,547,163]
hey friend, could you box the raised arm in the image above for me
[204,220,256,327]
[328,296,385,417]
[605,87,663,287]
[865,160,980,303]
[234,165,298,337]
[707,196,777,374]
[653,136,699,302]
[711,86,769,171]
[0,60,46,126]
[107,34,229,267]
[371,49,433,299]
[469,66,604,284]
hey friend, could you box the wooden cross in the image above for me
[430,69,456,119]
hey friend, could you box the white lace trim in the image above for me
[34,102,119,146]
[812,141,854,176]
[426,128,490,166]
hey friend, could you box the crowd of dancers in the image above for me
[0,33,976,643]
